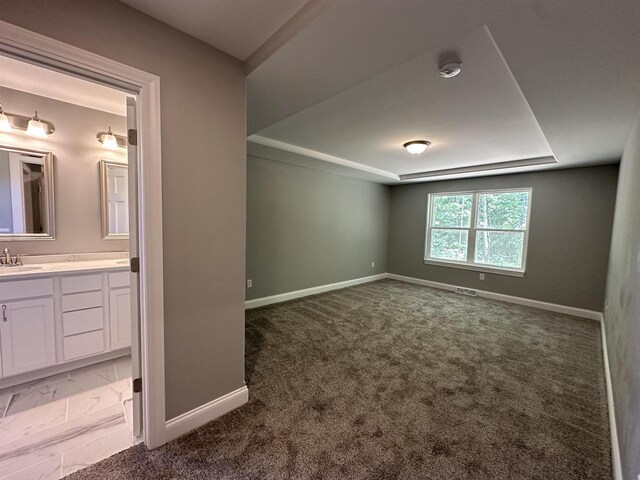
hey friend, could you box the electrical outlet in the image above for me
[479,273,485,280]
[246,279,252,288]
[371,261,375,268]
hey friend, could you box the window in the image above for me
[425,188,531,276]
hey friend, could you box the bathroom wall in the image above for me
[0,0,246,421]
[0,86,128,255]
[604,111,640,480]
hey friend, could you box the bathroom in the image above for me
[0,55,137,478]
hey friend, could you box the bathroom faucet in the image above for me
[1,248,22,267]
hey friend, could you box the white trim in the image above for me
[423,259,525,277]
[165,386,249,442]
[387,273,602,321]
[0,20,167,449]
[245,274,387,309]
[600,317,623,480]
[247,135,400,181]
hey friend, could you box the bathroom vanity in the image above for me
[0,258,131,387]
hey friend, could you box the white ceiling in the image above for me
[119,0,310,60]
[0,56,127,116]
[246,0,640,182]
[253,26,554,177]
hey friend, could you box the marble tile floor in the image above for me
[0,357,134,479]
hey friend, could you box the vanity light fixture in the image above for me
[0,104,12,132]
[0,104,55,136]
[403,140,431,155]
[26,110,48,138]
[97,126,127,149]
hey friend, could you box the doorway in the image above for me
[0,18,166,476]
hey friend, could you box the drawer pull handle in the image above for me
[2,305,6,322]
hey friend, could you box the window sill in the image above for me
[423,259,525,278]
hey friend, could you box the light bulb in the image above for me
[26,111,47,138]
[101,127,119,150]
[0,111,11,132]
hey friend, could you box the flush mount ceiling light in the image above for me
[97,126,127,149]
[0,104,12,132]
[26,111,49,138]
[403,140,431,155]
[0,104,55,136]
[439,61,462,78]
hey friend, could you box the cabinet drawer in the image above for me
[61,274,102,294]
[63,330,105,360]
[62,291,103,312]
[63,307,104,336]
[109,271,130,289]
[0,278,53,301]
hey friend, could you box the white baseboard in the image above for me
[165,386,249,442]
[245,273,387,309]
[387,273,602,321]
[600,319,623,480]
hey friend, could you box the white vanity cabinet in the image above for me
[108,271,131,351]
[1,297,56,376]
[0,265,131,383]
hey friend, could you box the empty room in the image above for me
[0,1,639,479]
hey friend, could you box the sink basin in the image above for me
[1,266,42,272]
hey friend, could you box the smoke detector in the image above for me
[439,61,462,78]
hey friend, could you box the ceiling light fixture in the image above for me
[439,61,462,78]
[97,127,127,149]
[26,111,48,138]
[403,140,431,155]
[0,104,12,132]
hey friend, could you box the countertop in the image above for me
[0,258,129,280]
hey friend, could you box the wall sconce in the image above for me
[0,103,55,136]
[97,126,127,150]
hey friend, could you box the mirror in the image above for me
[100,160,129,239]
[0,144,55,240]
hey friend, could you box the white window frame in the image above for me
[424,188,532,277]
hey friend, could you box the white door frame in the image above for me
[0,21,167,448]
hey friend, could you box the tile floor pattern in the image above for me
[0,356,134,479]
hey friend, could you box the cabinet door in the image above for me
[1,298,55,376]
[110,288,131,350]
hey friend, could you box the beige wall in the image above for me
[0,0,247,420]
[0,86,128,254]
[604,112,640,480]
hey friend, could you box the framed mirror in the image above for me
[100,159,129,239]
[0,144,55,240]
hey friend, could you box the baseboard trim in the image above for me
[245,274,387,309]
[600,319,623,480]
[387,273,602,321]
[165,386,249,442]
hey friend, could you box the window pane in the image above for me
[476,191,529,230]
[474,231,525,268]
[431,194,472,228]
[430,229,469,262]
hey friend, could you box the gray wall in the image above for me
[0,0,247,420]
[246,155,389,300]
[604,112,640,480]
[388,165,618,311]
[0,86,128,254]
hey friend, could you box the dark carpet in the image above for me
[66,279,612,479]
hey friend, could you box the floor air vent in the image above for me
[455,287,477,297]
